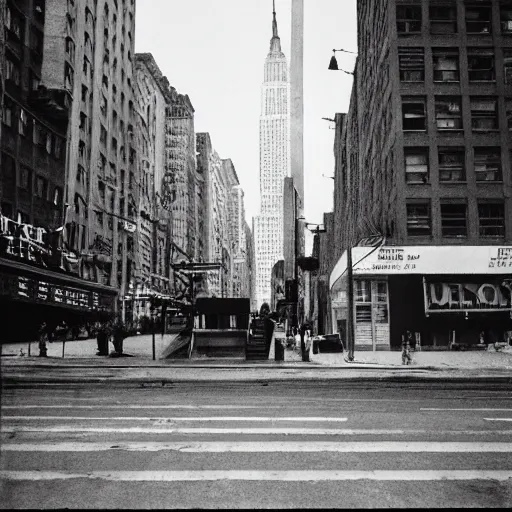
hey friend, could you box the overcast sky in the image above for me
[135,0,357,226]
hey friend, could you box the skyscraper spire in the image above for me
[270,0,282,54]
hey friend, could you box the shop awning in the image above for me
[330,245,512,290]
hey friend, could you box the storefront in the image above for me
[329,246,512,351]
[0,256,117,342]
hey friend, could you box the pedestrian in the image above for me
[38,322,49,357]
[401,331,413,365]
[112,320,126,355]
[96,323,108,356]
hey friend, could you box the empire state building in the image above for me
[253,2,290,308]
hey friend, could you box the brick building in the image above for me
[329,0,512,351]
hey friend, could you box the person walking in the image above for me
[401,330,413,365]
[38,322,49,357]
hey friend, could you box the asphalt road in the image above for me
[1,382,512,509]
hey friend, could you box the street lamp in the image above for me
[328,49,357,74]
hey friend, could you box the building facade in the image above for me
[253,5,290,308]
[329,0,512,351]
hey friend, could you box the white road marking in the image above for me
[484,418,512,422]
[3,427,512,435]
[1,405,285,409]
[2,441,512,453]
[422,408,512,412]
[1,470,511,482]
[2,416,348,422]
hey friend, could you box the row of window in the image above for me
[399,47,512,84]
[405,146,507,183]
[402,95,512,131]
[2,100,64,160]
[397,3,512,35]
[1,151,63,206]
[406,201,506,238]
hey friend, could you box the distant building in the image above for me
[329,0,512,351]
[253,4,290,308]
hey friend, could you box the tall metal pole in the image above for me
[347,246,355,361]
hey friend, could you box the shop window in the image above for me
[441,203,467,237]
[432,48,459,82]
[355,280,371,302]
[478,202,505,237]
[439,147,465,182]
[465,3,492,33]
[396,5,422,33]
[19,166,32,191]
[406,202,431,236]
[404,147,429,183]
[474,148,502,181]
[470,97,498,130]
[430,3,457,34]
[504,51,512,84]
[402,97,426,130]
[398,47,424,81]
[506,98,512,130]
[435,96,462,130]
[467,48,495,81]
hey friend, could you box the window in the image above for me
[111,137,117,152]
[79,112,87,130]
[404,148,429,183]
[474,148,502,181]
[402,97,426,130]
[64,62,74,90]
[2,98,13,127]
[355,280,371,302]
[112,110,118,130]
[77,164,86,185]
[432,48,459,81]
[35,176,48,199]
[467,48,495,81]
[506,98,512,130]
[1,152,16,181]
[102,74,108,88]
[98,181,106,202]
[96,211,104,227]
[441,203,467,237]
[502,4,512,33]
[398,47,424,81]
[430,4,457,34]
[53,187,63,207]
[100,94,107,116]
[5,54,21,85]
[18,109,29,137]
[100,125,107,145]
[31,27,44,60]
[407,202,431,236]
[19,167,32,191]
[504,51,512,84]
[435,97,462,130]
[439,147,465,182]
[65,36,75,61]
[470,97,498,130]
[396,5,422,33]
[34,0,45,22]
[81,84,88,102]
[5,6,23,40]
[478,203,505,237]
[465,4,492,33]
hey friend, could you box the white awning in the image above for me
[330,245,512,290]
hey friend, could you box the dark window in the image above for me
[64,62,74,91]
[5,54,21,85]
[5,6,24,41]
[31,27,44,61]
[432,48,459,81]
[501,4,512,33]
[506,98,512,130]
[19,166,32,191]
[404,148,429,183]
[102,74,108,88]
[402,97,426,130]
[1,152,16,181]
[65,36,75,62]
[2,97,14,127]
[430,4,457,34]
[468,48,495,81]
[407,202,431,236]
[100,125,107,145]
[438,148,465,182]
[465,4,492,34]
[398,47,424,81]
[441,203,467,237]
[435,97,462,130]
[98,181,106,202]
[470,97,498,130]
[35,175,48,199]
[96,211,104,227]
[79,112,87,130]
[81,84,88,102]
[504,50,512,84]
[18,109,30,137]
[397,5,422,33]
[478,203,505,237]
[34,0,45,23]
[100,94,107,116]
[474,148,502,181]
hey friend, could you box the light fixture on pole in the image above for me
[328,49,357,73]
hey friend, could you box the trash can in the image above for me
[312,337,320,354]
[275,337,285,361]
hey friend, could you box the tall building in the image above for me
[131,53,171,320]
[329,0,512,351]
[253,3,290,308]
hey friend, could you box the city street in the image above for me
[1,382,512,508]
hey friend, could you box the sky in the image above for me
[135,0,357,227]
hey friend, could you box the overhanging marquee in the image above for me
[330,245,512,290]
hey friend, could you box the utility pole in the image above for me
[346,246,355,361]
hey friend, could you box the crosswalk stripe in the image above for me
[2,441,512,452]
[1,470,512,482]
[1,405,286,410]
[484,418,512,422]
[2,416,348,422]
[4,426,512,435]
[422,408,512,412]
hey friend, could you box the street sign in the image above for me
[123,221,136,233]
